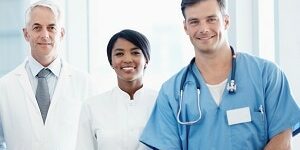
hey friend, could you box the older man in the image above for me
[0,1,98,149]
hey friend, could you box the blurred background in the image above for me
[0,0,299,148]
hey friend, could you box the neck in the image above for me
[32,54,57,67]
[118,79,143,100]
[195,45,232,84]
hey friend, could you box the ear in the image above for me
[22,28,30,42]
[144,63,148,69]
[183,20,188,35]
[223,15,230,30]
[60,28,65,39]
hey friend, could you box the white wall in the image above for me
[277,1,300,147]
[278,0,300,104]
[229,0,299,147]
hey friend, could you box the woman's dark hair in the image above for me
[106,29,150,66]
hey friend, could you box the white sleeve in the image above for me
[76,103,97,150]
[89,75,101,97]
[0,83,7,150]
[0,115,6,150]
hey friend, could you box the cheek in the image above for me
[111,58,120,68]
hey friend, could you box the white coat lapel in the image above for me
[15,62,40,111]
[47,62,72,115]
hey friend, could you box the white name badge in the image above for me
[226,107,251,125]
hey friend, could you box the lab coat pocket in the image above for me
[230,111,267,149]
[252,111,267,141]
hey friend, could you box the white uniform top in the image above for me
[76,86,158,150]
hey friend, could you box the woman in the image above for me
[76,29,157,150]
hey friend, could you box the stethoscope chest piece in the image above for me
[227,79,237,94]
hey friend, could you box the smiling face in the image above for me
[23,6,64,66]
[183,0,229,55]
[111,38,147,86]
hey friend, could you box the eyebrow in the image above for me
[31,23,57,27]
[187,18,198,22]
[113,47,140,52]
[207,15,218,18]
[187,14,218,22]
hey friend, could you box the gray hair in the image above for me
[25,0,63,26]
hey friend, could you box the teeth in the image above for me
[199,37,211,40]
[122,67,134,70]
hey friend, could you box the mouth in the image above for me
[121,66,135,71]
[38,42,52,45]
[121,66,135,72]
[197,35,215,40]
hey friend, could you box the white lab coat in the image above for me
[76,86,157,150]
[0,61,98,150]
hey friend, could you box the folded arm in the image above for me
[264,129,292,150]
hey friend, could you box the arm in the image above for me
[0,119,7,150]
[0,84,7,150]
[140,84,182,150]
[76,104,97,150]
[264,129,292,150]
[262,63,300,138]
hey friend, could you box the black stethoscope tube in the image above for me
[180,46,237,94]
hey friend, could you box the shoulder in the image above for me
[60,62,98,87]
[142,87,158,97]
[84,88,116,106]
[0,63,25,84]
[162,66,187,89]
[237,52,280,73]
[62,62,90,77]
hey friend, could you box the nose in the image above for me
[40,28,50,39]
[198,22,209,34]
[123,53,133,63]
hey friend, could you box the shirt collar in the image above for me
[115,85,145,100]
[28,55,62,77]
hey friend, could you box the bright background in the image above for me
[0,0,299,148]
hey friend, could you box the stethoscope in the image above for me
[176,47,237,125]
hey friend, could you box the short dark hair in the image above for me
[181,0,227,18]
[106,29,150,66]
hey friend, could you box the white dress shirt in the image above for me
[76,86,158,150]
[25,55,62,100]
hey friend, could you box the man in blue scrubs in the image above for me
[140,0,300,149]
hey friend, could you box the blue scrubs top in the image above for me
[140,53,300,150]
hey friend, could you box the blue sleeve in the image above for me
[140,83,182,150]
[263,63,300,138]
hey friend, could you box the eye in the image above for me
[132,50,141,55]
[207,18,217,23]
[114,52,123,56]
[189,20,199,26]
[48,26,57,31]
[33,26,41,31]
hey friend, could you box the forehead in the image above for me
[28,6,57,26]
[113,38,137,50]
[184,0,222,19]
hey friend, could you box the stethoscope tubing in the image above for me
[177,47,237,125]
